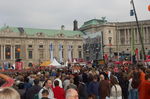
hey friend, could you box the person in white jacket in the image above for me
[38,79,54,99]
[53,73,62,88]
[110,75,122,99]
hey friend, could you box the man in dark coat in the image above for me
[99,74,110,99]
[25,78,42,99]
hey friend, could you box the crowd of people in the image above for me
[0,63,150,99]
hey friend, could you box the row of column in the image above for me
[0,45,18,60]
[118,26,150,45]
[0,44,83,62]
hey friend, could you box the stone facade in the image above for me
[80,19,150,60]
[0,26,83,67]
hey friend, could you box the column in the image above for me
[3,45,5,60]
[128,29,130,45]
[63,42,67,62]
[13,45,15,60]
[142,27,145,44]
[146,27,149,43]
[1,45,3,60]
[0,45,2,60]
[46,42,49,60]
[124,29,127,45]
[136,28,139,44]
[11,46,13,60]
[118,30,120,45]
[134,28,136,44]
[147,27,150,43]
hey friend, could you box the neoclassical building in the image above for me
[80,19,150,60]
[0,26,83,67]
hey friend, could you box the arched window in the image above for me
[5,45,11,59]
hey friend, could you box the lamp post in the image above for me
[130,0,146,60]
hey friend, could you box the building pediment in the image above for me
[36,32,45,37]
[56,33,65,38]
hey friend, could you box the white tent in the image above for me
[49,58,61,67]
[73,59,77,63]
[62,61,68,67]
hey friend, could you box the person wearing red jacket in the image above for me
[53,80,65,99]
[139,73,150,99]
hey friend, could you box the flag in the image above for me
[59,44,63,62]
[50,43,53,61]
[68,45,72,62]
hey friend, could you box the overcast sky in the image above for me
[0,0,149,30]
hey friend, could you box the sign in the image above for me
[15,62,23,70]
[99,60,105,64]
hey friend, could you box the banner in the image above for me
[15,62,23,70]
[68,45,72,62]
[50,43,53,61]
[135,48,139,61]
[59,44,63,63]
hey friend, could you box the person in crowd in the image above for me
[67,78,77,90]
[66,88,79,99]
[110,75,122,99]
[53,73,62,88]
[128,71,140,99]
[63,75,70,90]
[53,80,65,99]
[78,78,88,99]
[138,66,146,99]
[73,73,80,87]
[41,89,49,99]
[138,73,150,99]
[24,77,32,89]
[38,79,54,99]
[87,94,96,99]
[88,75,99,99]
[25,78,42,99]
[0,87,20,99]
[99,74,110,99]
[15,80,25,99]
[82,69,88,85]
[118,72,129,99]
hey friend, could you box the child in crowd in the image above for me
[41,89,49,99]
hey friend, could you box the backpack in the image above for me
[34,93,39,99]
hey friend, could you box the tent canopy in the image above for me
[49,58,61,67]
[40,61,51,66]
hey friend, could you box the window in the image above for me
[78,45,82,48]
[108,37,112,44]
[71,50,73,59]
[108,30,111,34]
[39,50,44,59]
[39,45,43,48]
[78,51,82,58]
[5,45,11,59]
[28,45,32,48]
[28,51,33,59]
[15,45,21,59]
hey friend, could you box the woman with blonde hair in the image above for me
[0,87,20,99]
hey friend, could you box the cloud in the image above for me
[0,0,149,30]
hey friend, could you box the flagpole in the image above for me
[130,0,146,60]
